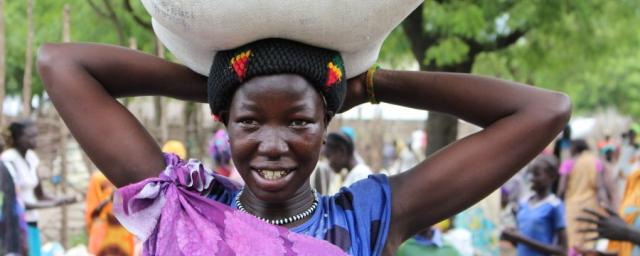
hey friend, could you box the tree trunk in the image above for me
[0,0,5,126]
[22,0,34,118]
[403,6,460,157]
[59,5,70,248]
[425,112,458,156]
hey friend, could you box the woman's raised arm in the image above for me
[370,70,572,245]
[38,43,207,187]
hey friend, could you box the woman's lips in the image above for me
[256,169,292,180]
[251,168,296,191]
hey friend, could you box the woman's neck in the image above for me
[346,158,357,172]
[533,189,551,202]
[239,184,316,227]
[14,147,28,158]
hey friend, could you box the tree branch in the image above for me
[495,29,526,50]
[464,29,526,63]
[101,0,117,19]
[87,0,109,18]
[123,0,153,31]
[402,4,427,63]
[101,0,126,45]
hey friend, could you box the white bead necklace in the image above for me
[235,189,319,226]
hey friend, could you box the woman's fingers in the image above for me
[578,228,599,234]
[583,235,600,242]
[603,206,619,217]
[576,216,600,224]
[582,208,606,219]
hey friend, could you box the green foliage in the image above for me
[380,0,640,119]
[425,37,468,67]
[5,1,640,118]
[379,27,415,69]
[6,0,156,98]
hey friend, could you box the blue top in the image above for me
[516,194,566,256]
[208,174,392,256]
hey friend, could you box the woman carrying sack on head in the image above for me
[37,1,571,255]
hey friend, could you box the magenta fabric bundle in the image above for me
[113,154,346,255]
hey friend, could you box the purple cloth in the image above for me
[113,154,347,256]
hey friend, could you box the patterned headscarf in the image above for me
[207,38,347,120]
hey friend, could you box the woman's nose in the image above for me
[257,127,289,159]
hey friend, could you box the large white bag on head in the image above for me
[141,0,423,78]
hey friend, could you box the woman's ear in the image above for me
[324,111,334,128]
[219,111,230,125]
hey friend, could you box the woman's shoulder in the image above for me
[316,174,392,255]
[328,174,390,204]
[0,148,19,160]
[323,174,392,221]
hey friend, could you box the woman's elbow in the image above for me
[37,43,69,91]
[37,43,60,71]
[537,91,572,130]
[548,92,572,126]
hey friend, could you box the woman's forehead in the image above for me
[231,74,324,109]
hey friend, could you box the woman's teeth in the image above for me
[258,170,289,180]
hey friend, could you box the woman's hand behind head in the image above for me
[338,73,367,113]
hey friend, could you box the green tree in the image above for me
[5,0,156,107]
[380,0,640,155]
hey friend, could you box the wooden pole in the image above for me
[59,4,70,248]
[0,0,5,126]
[21,0,34,117]
[154,37,168,142]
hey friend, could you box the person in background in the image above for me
[209,129,232,177]
[613,130,640,205]
[558,139,612,254]
[499,187,518,255]
[501,155,567,255]
[310,160,333,195]
[578,165,640,256]
[339,126,366,165]
[1,120,75,256]
[161,140,187,159]
[85,171,135,256]
[322,132,372,188]
[554,125,573,162]
[0,136,28,255]
[208,129,244,184]
[396,225,461,256]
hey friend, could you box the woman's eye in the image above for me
[239,119,259,127]
[290,120,310,127]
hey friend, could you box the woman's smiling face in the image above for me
[227,74,327,202]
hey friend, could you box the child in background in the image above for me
[501,155,567,255]
[396,219,462,256]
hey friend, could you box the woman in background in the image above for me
[85,171,135,256]
[1,121,75,256]
[0,136,28,255]
[558,139,611,254]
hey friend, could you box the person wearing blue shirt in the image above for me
[502,155,567,255]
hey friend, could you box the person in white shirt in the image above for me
[1,120,75,256]
[322,132,372,189]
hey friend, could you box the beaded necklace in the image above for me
[235,189,319,225]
